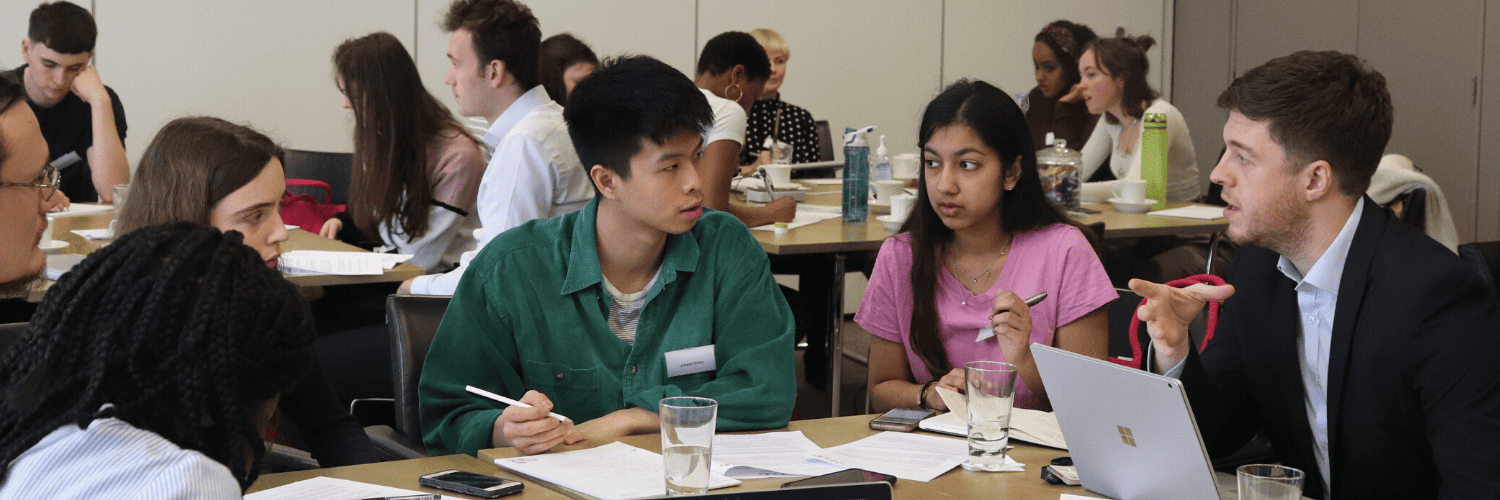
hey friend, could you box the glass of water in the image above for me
[1237,464,1304,500]
[961,361,1018,471]
[660,396,717,495]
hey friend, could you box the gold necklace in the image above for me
[949,236,1013,305]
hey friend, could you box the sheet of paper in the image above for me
[805,431,981,482]
[1147,204,1225,220]
[72,228,113,240]
[917,387,1068,450]
[750,205,843,232]
[279,250,413,276]
[48,203,114,217]
[493,441,738,500]
[710,431,842,478]
[245,476,431,500]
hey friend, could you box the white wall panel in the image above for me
[95,0,414,159]
[699,0,944,160]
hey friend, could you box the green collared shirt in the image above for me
[419,198,796,455]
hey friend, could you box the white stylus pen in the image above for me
[976,292,1048,340]
[465,385,571,423]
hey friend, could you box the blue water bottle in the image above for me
[842,126,875,222]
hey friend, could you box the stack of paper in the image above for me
[279,250,412,276]
[493,442,739,500]
[916,387,1068,450]
[710,431,841,478]
[245,476,432,500]
[1147,204,1225,220]
[750,205,842,232]
[805,431,999,482]
[48,203,114,217]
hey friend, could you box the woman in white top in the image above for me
[693,31,796,228]
[0,225,314,498]
[1064,30,1200,202]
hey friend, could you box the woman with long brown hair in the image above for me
[858,80,1115,413]
[322,31,485,274]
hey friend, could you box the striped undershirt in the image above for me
[600,268,662,345]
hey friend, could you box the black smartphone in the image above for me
[868,408,934,432]
[781,468,897,488]
[418,469,524,498]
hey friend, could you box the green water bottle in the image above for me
[1141,113,1168,210]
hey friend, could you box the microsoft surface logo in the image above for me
[1117,425,1136,447]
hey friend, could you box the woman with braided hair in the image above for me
[0,223,314,497]
[116,116,379,467]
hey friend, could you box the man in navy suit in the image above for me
[1132,51,1500,499]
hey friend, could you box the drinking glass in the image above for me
[1237,464,1304,500]
[660,397,717,495]
[961,361,1018,471]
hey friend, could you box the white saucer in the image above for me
[876,214,906,232]
[38,239,69,254]
[1108,197,1157,214]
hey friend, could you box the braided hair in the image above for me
[0,223,315,490]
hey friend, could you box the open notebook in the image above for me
[916,387,1068,449]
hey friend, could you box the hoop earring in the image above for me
[725,84,744,102]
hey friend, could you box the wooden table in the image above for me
[479,414,1106,499]
[247,453,571,499]
[28,211,424,302]
[1074,202,1228,239]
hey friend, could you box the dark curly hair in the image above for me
[0,223,315,490]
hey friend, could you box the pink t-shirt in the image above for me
[854,224,1117,409]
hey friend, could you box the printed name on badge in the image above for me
[664,345,716,378]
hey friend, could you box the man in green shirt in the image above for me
[419,55,796,456]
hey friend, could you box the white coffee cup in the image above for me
[1114,178,1148,204]
[890,194,916,220]
[40,216,54,245]
[893,153,920,179]
[762,164,793,187]
[872,179,905,200]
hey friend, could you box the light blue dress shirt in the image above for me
[0,416,240,499]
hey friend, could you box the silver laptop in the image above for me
[1032,343,1224,500]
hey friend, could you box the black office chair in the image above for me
[364,294,450,460]
[1458,242,1500,305]
[814,120,834,162]
[0,321,27,354]
[1395,187,1428,232]
[283,149,354,206]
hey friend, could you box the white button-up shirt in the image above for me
[1273,197,1363,496]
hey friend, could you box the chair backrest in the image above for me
[0,322,26,355]
[1398,187,1428,231]
[1458,242,1500,304]
[283,150,354,205]
[386,294,451,441]
[814,120,835,162]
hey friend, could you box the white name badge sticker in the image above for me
[664,345,717,378]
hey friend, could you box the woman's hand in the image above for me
[1058,83,1086,103]
[989,290,1035,361]
[318,218,343,239]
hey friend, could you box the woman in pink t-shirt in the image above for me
[857,79,1116,412]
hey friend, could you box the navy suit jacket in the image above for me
[1180,197,1500,499]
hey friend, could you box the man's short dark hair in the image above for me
[564,55,712,190]
[442,0,541,91]
[1218,51,1393,198]
[695,31,772,81]
[28,1,96,54]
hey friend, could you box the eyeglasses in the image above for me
[0,164,60,200]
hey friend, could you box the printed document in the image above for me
[493,441,738,500]
[711,431,842,478]
[805,431,982,482]
[245,476,431,500]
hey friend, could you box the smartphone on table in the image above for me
[418,469,524,498]
[867,408,934,432]
[781,468,898,488]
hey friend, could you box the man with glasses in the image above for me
[0,74,52,298]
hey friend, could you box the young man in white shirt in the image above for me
[403,0,593,295]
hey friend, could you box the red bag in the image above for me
[1111,274,1226,370]
[281,179,345,234]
